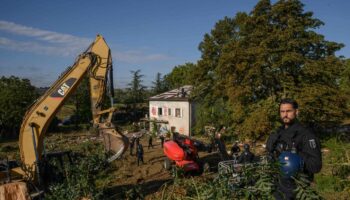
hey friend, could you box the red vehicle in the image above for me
[163,133,211,173]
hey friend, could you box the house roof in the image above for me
[149,85,193,101]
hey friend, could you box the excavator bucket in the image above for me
[99,124,129,162]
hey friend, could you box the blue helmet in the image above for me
[278,151,303,178]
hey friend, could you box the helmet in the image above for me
[278,151,303,178]
[243,144,250,151]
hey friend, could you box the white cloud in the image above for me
[0,37,85,56]
[0,20,92,56]
[0,20,172,62]
[0,20,90,45]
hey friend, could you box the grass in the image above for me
[55,104,75,120]
[314,136,350,199]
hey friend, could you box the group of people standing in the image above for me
[129,133,166,166]
[230,142,255,164]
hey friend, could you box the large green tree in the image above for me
[191,15,241,134]
[193,0,347,139]
[0,76,39,138]
[340,59,350,117]
[164,63,196,89]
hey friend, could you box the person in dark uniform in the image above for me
[215,137,229,161]
[129,136,135,156]
[137,143,144,166]
[148,134,153,149]
[135,137,140,156]
[237,143,254,163]
[159,134,165,148]
[230,141,240,156]
[266,98,322,200]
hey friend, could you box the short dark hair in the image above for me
[279,98,298,109]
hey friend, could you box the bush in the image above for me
[0,76,38,138]
[45,142,111,200]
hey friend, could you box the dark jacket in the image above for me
[238,150,254,163]
[231,144,240,155]
[266,121,322,177]
[137,144,144,156]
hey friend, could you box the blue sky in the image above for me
[0,0,349,88]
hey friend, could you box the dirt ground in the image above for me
[106,136,174,199]
[104,136,267,199]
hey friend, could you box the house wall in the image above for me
[149,101,192,136]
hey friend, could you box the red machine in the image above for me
[163,133,211,173]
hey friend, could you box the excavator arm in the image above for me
[12,35,128,178]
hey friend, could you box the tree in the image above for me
[164,63,196,89]
[71,77,91,127]
[190,13,245,135]
[125,70,147,121]
[127,70,146,104]
[193,0,347,139]
[151,72,167,95]
[114,88,128,104]
[0,76,39,138]
[340,59,350,117]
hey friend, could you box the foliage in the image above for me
[152,72,168,95]
[340,59,350,113]
[121,185,144,200]
[158,161,328,200]
[113,88,129,104]
[164,63,196,90]
[45,141,111,200]
[189,0,348,139]
[0,76,38,138]
[160,160,283,199]
[65,76,92,126]
[294,174,323,200]
[126,69,147,104]
[124,69,149,121]
[193,97,233,135]
[314,136,350,198]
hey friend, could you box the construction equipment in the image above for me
[163,133,212,174]
[3,35,129,184]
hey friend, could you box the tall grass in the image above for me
[314,136,350,199]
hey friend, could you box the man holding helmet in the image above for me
[266,98,322,200]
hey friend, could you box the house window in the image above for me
[168,108,172,116]
[158,107,163,116]
[175,108,181,118]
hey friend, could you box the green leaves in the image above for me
[0,76,38,138]
[190,0,347,139]
[164,63,196,90]
[45,142,108,200]
[127,69,146,104]
[152,72,168,95]
[294,174,323,200]
[159,160,281,200]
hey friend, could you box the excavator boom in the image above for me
[14,35,128,178]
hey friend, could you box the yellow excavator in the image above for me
[0,35,129,198]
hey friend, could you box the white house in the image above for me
[148,85,195,136]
